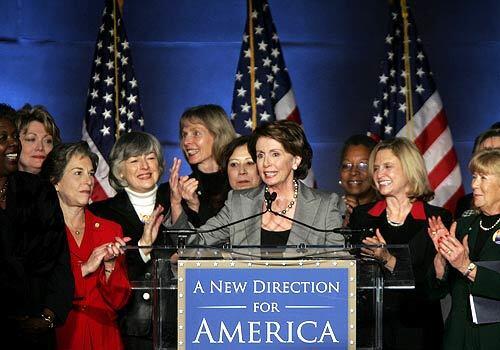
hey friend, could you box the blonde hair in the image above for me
[469,148,500,176]
[369,137,434,201]
[179,104,236,166]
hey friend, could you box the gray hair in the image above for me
[40,142,98,185]
[109,131,165,190]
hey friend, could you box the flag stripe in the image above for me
[413,109,447,154]
[427,148,458,189]
[369,4,463,213]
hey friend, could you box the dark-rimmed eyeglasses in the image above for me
[341,162,369,172]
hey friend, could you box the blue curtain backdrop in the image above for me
[0,0,498,192]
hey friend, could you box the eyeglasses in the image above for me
[341,162,369,172]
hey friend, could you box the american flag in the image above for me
[230,0,315,186]
[368,1,464,212]
[82,0,144,202]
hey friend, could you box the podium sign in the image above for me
[178,259,356,349]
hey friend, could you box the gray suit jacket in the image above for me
[172,183,344,246]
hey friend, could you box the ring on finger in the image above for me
[446,249,452,254]
[107,243,113,248]
[431,231,437,236]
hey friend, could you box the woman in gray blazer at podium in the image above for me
[168,120,344,247]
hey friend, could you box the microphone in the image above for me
[264,191,277,211]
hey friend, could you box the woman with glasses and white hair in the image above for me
[90,131,171,349]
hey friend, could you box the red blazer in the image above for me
[56,209,131,350]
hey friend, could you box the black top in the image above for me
[455,192,473,218]
[0,172,74,343]
[349,200,452,350]
[89,182,173,339]
[260,228,291,247]
[472,213,500,260]
[184,168,230,227]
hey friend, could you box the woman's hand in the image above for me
[169,157,183,205]
[178,176,200,212]
[428,216,451,279]
[428,216,450,252]
[438,223,471,274]
[361,229,396,270]
[140,205,165,256]
[81,244,109,277]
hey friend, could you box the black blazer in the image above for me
[349,200,452,350]
[89,182,172,337]
[0,172,74,341]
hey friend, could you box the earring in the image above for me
[338,180,342,185]
[292,165,297,170]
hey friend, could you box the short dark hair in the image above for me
[472,128,500,153]
[16,104,61,145]
[221,135,252,172]
[0,103,17,122]
[41,142,98,185]
[248,120,313,180]
[339,134,377,165]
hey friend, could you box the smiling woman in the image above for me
[173,104,236,227]
[0,104,73,348]
[348,137,452,350]
[89,131,175,348]
[338,134,377,226]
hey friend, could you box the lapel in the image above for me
[67,209,96,261]
[463,215,481,257]
[288,183,321,245]
[112,191,143,240]
[242,186,264,246]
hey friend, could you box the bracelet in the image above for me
[40,313,55,328]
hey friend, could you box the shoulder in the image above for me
[352,201,378,216]
[89,191,126,213]
[10,171,52,194]
[298,183,339,202]
[423,202,451,218]
[86,209,122,236]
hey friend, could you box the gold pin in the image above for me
[95,222,100,228]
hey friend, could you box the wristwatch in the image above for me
[463,262,477,277]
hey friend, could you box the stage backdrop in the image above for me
[0,0,498,193]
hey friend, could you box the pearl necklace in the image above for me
[386,213,404,227]
[265,179,299,215]
[479,216,500,231]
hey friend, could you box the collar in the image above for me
[367,200,427,220]
[124,185,158,206]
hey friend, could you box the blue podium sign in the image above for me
[178,259,356,349]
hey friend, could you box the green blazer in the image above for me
[429,213,500,350]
